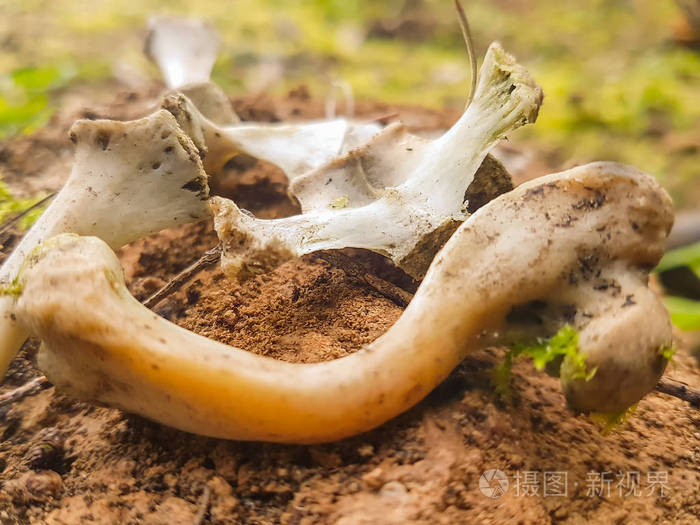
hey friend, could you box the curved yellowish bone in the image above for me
[14,162,673,443]
[0,110,210,377]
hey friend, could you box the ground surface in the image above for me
[0,85,699,525]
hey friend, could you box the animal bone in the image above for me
[147,15,381,177]
[11,162,673,443]
[0,110,210,376]
[145,15,240,126]
[162,91,382,180]
[212,42,542,279]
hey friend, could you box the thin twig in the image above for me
[193,485,211,525]
[655,376,700,407]
[455,0,477,109]
[364,112,400,125]
[0,376,51,408]
[363,273,414,308]
[315,251,414,307]
[143,245,222,309]
[0,193,55,238]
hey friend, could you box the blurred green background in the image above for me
[0,0,698,204]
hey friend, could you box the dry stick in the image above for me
[0,375,50,408]
[315,251,414,307]
[455,0,477,109]
[192,485,211,525]
[0,193,56,238]
[656,376,700,407]
[365,112,400,124]
[143,245,222,309]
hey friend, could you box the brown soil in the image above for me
[1,84,699,525]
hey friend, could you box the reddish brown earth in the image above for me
[0,84,698,525]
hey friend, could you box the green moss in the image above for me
[659,343,676,362]
[492,350,515,401]
[328,195,349,209]
[0,180,47,229]
[0,279,23,297]
[493,325,595,401]
[589,404,638,433]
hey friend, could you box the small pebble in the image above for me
[357,444,374,457]
[362,467,385,490]
[380,480,407,498]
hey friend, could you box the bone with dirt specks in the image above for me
[11,162,674,443]
[0,110,210,377]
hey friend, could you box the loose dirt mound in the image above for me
[1,87,698,525]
